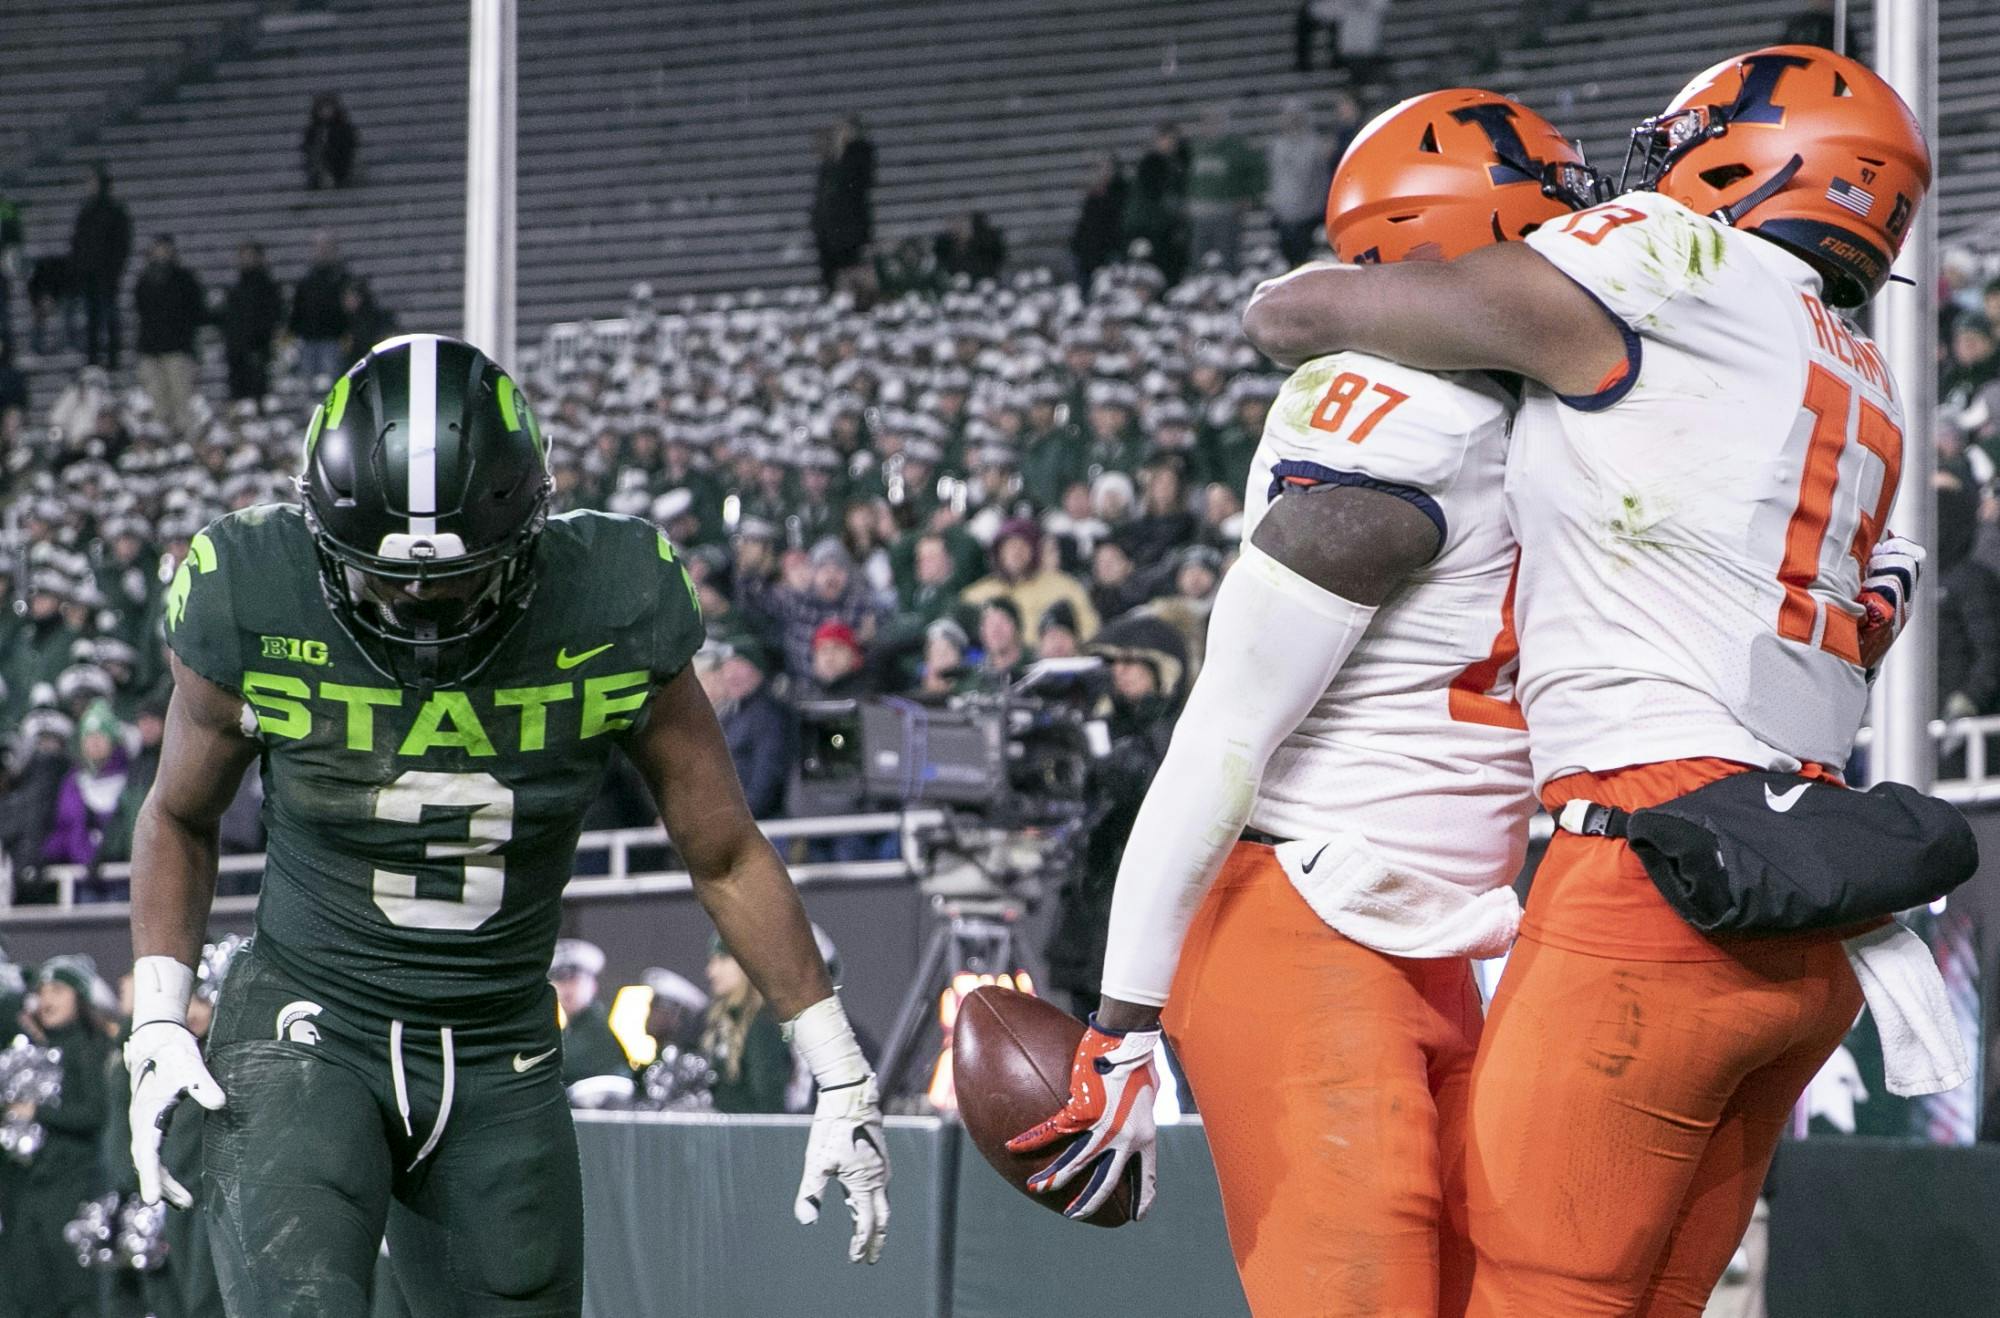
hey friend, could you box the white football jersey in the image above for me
[1241,350,1535,897]
[1507,191,1903,786]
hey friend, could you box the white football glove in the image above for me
[1007,1017,1160,1221]
[1858,532,1925,669]
[794,1073,891,1264]
[785,996,890,1264]
[126,1020,226,1208]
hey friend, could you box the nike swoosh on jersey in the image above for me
[1301,844,1331,874]
[555,642,614,669]
[1764,782,1810,813]
[512,1045,560,1073]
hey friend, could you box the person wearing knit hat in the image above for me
[642,968,710,1056]
[42,698,129,868]
[809,619,875,699]
[958,517,1100,647]
[918,616,976,698]
[1038,599,1083,659]
[7,951,114,1318]
[701,935,792,1114]
[551,939,633,1090]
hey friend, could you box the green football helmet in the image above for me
[297,334,551,689]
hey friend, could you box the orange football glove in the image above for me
[1005,1017,1160,1221]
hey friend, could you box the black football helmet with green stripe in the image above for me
[298,334,551,689]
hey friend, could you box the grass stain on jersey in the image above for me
[1275,358,1343,432]
[1603,489,1676,568]
[1685,227,1728,284]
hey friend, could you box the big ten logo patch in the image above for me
[262,635,331,666]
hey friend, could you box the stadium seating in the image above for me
[4,0,1513,372]
[4,0,1996,420]
[0,0,265,171]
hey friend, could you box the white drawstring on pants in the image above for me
[388,1018,457,1171]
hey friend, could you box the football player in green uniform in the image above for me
[119,335,888,1317]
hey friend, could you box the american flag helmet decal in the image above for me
[1825,177,1875,217]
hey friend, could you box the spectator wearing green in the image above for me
[1198,375,1283,497]
[553,939,635,1093]
[2,955,114,1318]
[1186,103,1269,273]
[4,570,81,724]
[1082,379,1149,478]
[700,937,792,1114]
[1021,381,1088,509]
[898,531,975,628]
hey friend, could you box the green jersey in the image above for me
[165,504,704,1024]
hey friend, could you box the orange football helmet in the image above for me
[1325,89,1604,265]
[1626,45,1931,307]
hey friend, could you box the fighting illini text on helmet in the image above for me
[1626,44,1931,308]
[1325,88,1605,265]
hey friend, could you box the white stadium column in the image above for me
[1869,0,1938,791]
[464,0,518,372]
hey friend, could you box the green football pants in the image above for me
[201,942,582,1318]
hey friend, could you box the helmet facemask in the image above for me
[301,473,549,691]
[1622,104,1726,195]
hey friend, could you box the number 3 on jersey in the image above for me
[1309,370,1410,445]
[372,770,512,930]
[1776,363,1901,665]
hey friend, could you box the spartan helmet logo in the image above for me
[276,1000,325,1046]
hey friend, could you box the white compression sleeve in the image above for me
[1098,544,1379,1007]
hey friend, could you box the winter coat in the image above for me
[134,260,207,355]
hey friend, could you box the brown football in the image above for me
[951,986,1136,1228]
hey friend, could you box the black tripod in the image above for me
[876,895,1029,1104]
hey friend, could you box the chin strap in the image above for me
[1711,153,1804,226]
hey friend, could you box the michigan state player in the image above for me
[121,335,888,1316]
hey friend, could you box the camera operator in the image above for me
[1044,615,1189,1017]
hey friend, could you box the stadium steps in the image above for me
[15,0,1994,433]
[11,0,1489,386]
[0,0,272,176]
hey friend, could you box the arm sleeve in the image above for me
[161,526,243,692]
[648,529,707,681]
[1097,544,1378,1007]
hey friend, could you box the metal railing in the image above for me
[14,713,2000,919]
[0,809,946,919]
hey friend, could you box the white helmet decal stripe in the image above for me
[407,335,439,537]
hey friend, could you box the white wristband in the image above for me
[783,995,870,1089]
[132,955,197,1029]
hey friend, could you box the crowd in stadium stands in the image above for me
[2,84,2000,935]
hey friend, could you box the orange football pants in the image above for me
[1463,759,1865,1318]
[1162,841,1483,1318]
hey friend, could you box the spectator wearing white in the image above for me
[47,365,111,444]
[1331,0,1393,94]
[552,938,634,1092]
[1268,100,1336,268]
